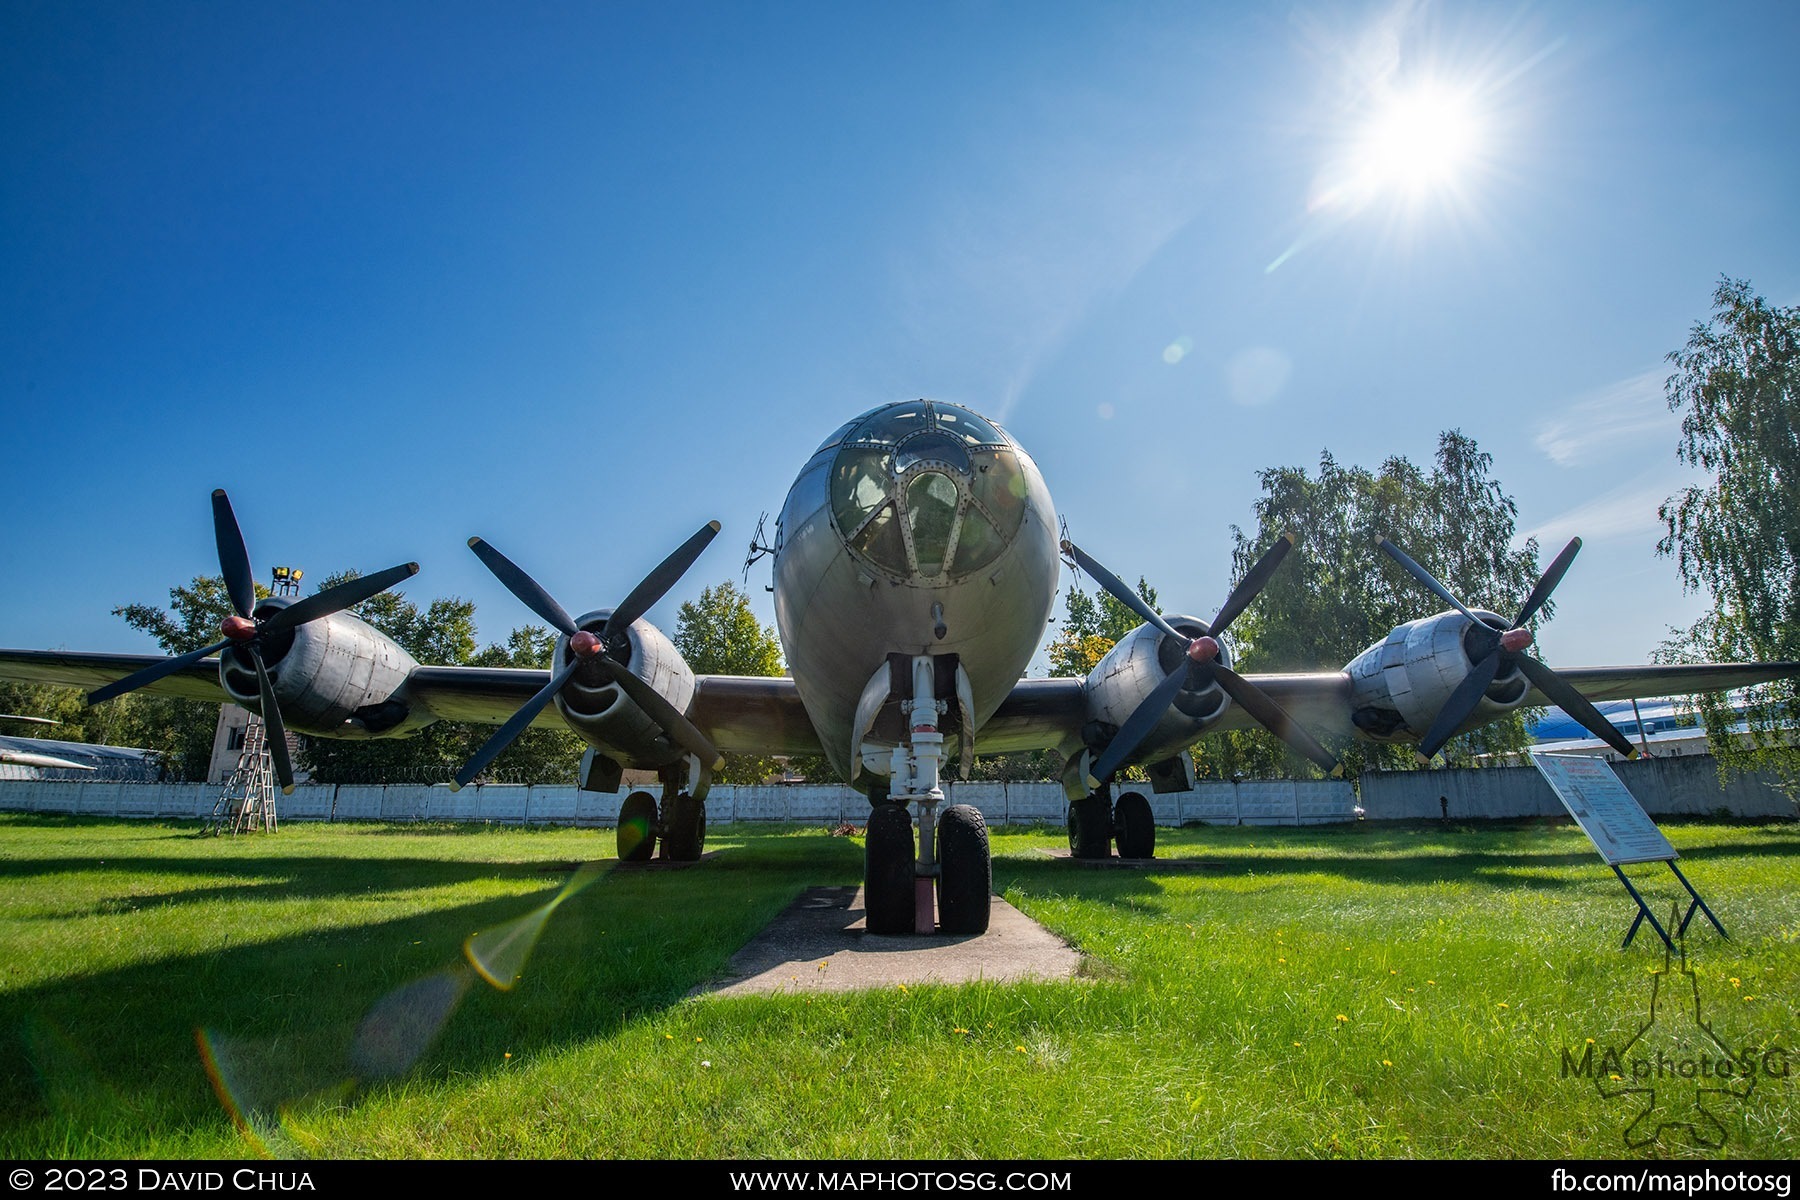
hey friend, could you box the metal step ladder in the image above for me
[209,712,278,835]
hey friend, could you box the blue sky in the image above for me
[3,1,1797,675]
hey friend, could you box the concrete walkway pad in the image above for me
[697,885,1083,997]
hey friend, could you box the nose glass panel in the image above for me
[906,471,960,577]
[825,400,1030,581]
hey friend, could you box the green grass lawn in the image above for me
[1,813,1795,1159]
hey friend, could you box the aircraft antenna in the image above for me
[742,512,777,589]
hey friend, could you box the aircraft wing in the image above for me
[1518,662,1800,707]
[1211,663,1800,740]
[977,661,1800,762]
[0,649,227,704]
[398,669,826,754]
[0,649,823,754]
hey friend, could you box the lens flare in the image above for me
[465,860,608,990]
[196,859,611,1153]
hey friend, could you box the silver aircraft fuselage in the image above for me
[772,401,1061,781]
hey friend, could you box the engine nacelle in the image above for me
[219,599,423,738]
[1344,610,1531,743]
[553,609,697,769]
[1082,614,1229,763]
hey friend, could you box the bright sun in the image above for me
[1357,84,1481,197]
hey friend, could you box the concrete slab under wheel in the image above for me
[696,885,1084,997]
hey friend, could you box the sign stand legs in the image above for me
[1616,861,1727,950]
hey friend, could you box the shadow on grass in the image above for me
[0,830,863,1144]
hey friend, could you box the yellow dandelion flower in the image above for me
[1585,1038,1595,1045]
[954,1027,970,1035]
[1292,1041,1302,1048]
[695,1036,704,1043]
[1016,1045,1027,1053]
[1381,1059,1392,1067]
[1334,1013,1348,1023]
[1731,977,1742,988]
[1609,1074,1622,1082]
[504,1052,512,1059]
[664,1033,674,1041]
[1426,980,1437,986]
[1389,969,1398,976]
[1497,1002,1509,1009]
[1277,957,1287,964]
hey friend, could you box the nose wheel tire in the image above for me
[863,803,915,935]
[617,790,658,863]
[937,804,991,935]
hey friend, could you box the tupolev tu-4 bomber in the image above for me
[4,399,1797,935]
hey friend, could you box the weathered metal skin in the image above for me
[218,599,424,738]
[1081,614,1230,764]
[772,401,1061,783]
[1344,609,1531,743]
[552,608,697,769]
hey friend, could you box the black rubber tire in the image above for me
[937,804,991,935]
[863,802,915,935]
[660,792,706,862]
[1067,794,1113,860]
[1114,791,1155,860]
[617,790,658,862]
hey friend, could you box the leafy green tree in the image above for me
[1656,277,1800,784]
[674,582,786,784]
[1225,431,1545,776]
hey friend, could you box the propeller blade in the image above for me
[1516,655,1639,760]
[467,538,579,636]
[1416,650,1502,761]
[454,658,583,789]
[1213,667,1340,774]
[1086,661,1190,787]
[1061,540,1183,642]
[87,639,232,705]
[249,645,295,794]
[1377,539,1483,626]
[1209,533,1295,639]
[596,658,725,770]
[604,521,723,640]
[1511,537,1582,630]
[212,490,256,620]
[261,562,421,634]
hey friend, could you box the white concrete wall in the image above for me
[1357,755,1797,821]
[0,759,1783,826]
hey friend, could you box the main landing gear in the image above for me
[615,757,710,864]
[1066,783,1156,861]
[861,656,993,936]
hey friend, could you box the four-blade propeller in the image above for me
[87,490,420,793]
[1377,535,1637,761]
[1062,535,1340,786]
[453,522,726,789]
